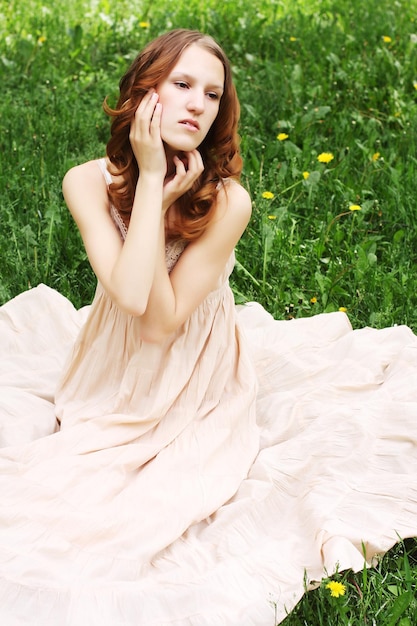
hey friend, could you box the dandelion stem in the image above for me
[278,179,303,196]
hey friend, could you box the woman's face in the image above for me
[156,44,225,153]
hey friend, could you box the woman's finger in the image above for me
[149,101,162,135]
[173,155,187,176]
[132,91,159,137]
[186,150,204,177]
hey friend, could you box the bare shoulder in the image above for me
[192,179,251,254]
[214,178,252,228]
[62,159,109,224]
[63,159,106,195]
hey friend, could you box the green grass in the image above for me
[280,538,417,625]
[1,0,417,322]
[1,0,417,622]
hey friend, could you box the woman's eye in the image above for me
[207,92,219,100]
[175,81,189,89]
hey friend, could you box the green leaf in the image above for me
[382,590,413,626]
[388,585,400,596]
[398,618,412,626]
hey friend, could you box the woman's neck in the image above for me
[164,146,184,178]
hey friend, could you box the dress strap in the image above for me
[110,205,128,240]
[96,158,128,241]
[97,158,113,186]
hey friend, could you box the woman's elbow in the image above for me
[115,302,168,343]
[115,303,168,343]
[113,293,148,318]
[111,293,176,343]
[137,315,177,344]
[138,324,171,344]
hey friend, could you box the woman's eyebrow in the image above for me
[170,71,224,92]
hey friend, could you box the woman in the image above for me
[1,29,417,625]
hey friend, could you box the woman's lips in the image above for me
[179,119,200,131]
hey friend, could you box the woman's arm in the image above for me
[137,180,252,343]
[63,162,250,343]
[63,89,251,340]
[62,160,164,315]
[62,91,202,315]
[63,91,166,313]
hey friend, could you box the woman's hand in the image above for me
[162,150,204,213]
[129,92,204,213]
[129,90,167,179]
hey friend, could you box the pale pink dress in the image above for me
[0,159,417,625]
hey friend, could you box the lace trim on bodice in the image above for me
[110,205,128,240]
[164,239,188,273]
[97,158,186,274]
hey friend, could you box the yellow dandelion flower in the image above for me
[326,581,346,597]
[289,37,297,42]
[349,204,362,211]
[277,133,289,141]
[262,191,274,200]
[303,171,310,180]
[372,152,380,161]
[268,215,277,220]
[339,306,347,313]
[139,21,150,28]
[413,81,417,90]
[317,152,334,163]
[310,296,317,304]
[382,35,392,43]
[37,36,47,45]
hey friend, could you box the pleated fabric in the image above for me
[2,278,417,625]
[1,163,417,624]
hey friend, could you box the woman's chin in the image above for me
[162,135,201,154]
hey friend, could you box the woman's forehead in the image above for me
[169,44,225,86]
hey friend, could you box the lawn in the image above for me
[1,0,417,622]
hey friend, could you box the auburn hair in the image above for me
[103,29,242,241]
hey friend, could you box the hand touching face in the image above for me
[129,91,205,212]
[156,44,224,153]
[128,44,224,209]
[129,44,224,175]
[162,149,204,212]
[129,90,166,179]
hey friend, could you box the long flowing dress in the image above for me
[1,159,417,625]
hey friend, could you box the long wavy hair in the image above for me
[103,29,242,241]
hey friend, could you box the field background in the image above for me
[2,0,417,329]
[1,0,417,622]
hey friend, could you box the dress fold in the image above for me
[1,199,417,623]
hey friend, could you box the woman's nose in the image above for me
[187,90,205,114]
